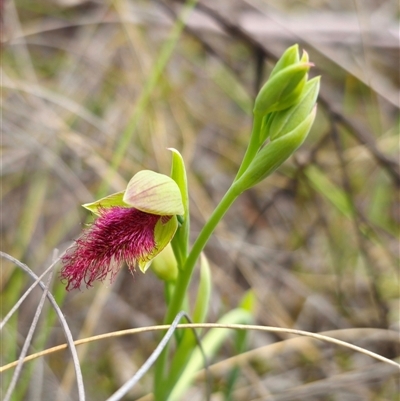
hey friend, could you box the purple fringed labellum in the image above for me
[61,207,168,290]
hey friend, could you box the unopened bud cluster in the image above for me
[234,44,320,192]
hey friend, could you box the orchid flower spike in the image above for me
[61,170,184,290]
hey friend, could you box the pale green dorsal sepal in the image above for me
[123,170,184,216]
[82,191,129,216]
[137,215,178,273]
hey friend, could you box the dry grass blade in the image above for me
[0,254,64,330]
[3,271,53,401]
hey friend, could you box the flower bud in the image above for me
[151,244,178,282]
[268,76,320,141]
[269,44,300,78]
[192,254,212,323]
[234,107,317,192]
[253,45,313,117]
[253,62,311,116]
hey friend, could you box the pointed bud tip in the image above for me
[301,62,314,68]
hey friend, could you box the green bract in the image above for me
[169,148,190,267]
[169,148,189,218]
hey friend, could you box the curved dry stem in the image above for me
[0,254,63,330]
[2,323,398,374]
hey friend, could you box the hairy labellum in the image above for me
[61,207,163,290]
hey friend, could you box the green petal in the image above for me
[82,191,129,216]
[137,215,178,273]
[123,170,184,216]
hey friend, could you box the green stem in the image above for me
[165,183,240,324]
[153,184,241,399]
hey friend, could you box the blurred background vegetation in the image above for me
[1,0,399,400]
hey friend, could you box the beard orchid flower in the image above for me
[61,170,184,290]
